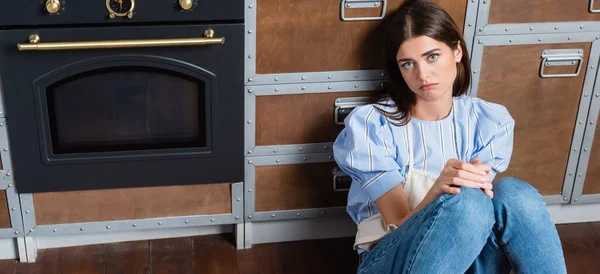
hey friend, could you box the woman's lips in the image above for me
[421,83,439,90]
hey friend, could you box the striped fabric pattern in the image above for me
[333,95,515,224]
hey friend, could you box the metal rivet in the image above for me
[236,198,241,202]
[248,4,253,8]
[248,78,253,82]
[302,157,307,161]
[328,86,332,90]
[211,218,215,222]
[301,76,306,80]
[483,0,487,3]
[11,208,15,211]
[185,220,190,224]
[8,184,12,187]
[530,27,534,31]
[579,50,583,53]
[509,39,513,43]
[597,36,600,40]
[568,37,572,40]
[380,83,384,87]
[247,120,252,124]
[298,147,303,151]
[14,231,18,235]
[569,172,573,175]
[468,23,472,27]
[373,2,379,6]
[479,28,483,32]
[555,26,559,30]
[247,160,252,164]
[579,174,583,177]
[328,76,332,79]
[473,70,477,74]
[572,61,577,65]
[271,214,276,218]
[580,26,584,29]
[106,225,111,229]
[354,74,359,78]
[346,4,351,8]
[297,213,301,216]
[275,88,279,92]
[478,40,482,44]
[584,148,589,152]
[301,86,306,90]
[596,94,600,97]
[538,38,542,42]
[80,227,85,231]
[248,54,252,59]
[158,221,162,225]
[248,150,252,154]
[276,159,280,163]
[273,149,277,153]
[505,28,508,32]
[324,145,329,149]
[563,197,568,201]
[585,94,589,97]
[25,210,30,214]
[0,123,3,126]
[274,77,279,81]
[3,148,7,152]
[381,73,386,77]
[575,198,579,202]
[592,66,596,69]
[132,224,137,227]
[591,121,595,125]
[328,156,333,159]
[29,229,33,232]
[248,215,252,219]
[6,173,10,176]
[247,30,252,34]
[320,211,326,215]
[248,189,252,192]
[354,84,359,88]
[53,229,57,232]
[579,121,583,124]
[574,148,578,151]
[235,216,239,219]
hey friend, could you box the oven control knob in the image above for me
[179,0,193,10]
[45,0,61,14]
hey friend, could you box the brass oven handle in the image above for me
[17,30,224,51]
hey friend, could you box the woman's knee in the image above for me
[441,187,494,230]
[492,177,546,215]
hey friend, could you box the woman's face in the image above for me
[395,35,462,102]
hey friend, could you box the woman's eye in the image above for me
[401,62,413,69]
[428,54,439,61]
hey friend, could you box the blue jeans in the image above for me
[357,177,567,274]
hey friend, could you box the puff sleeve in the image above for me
[333,105,405,202]
[470,100,515,180]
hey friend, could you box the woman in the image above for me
[332,1,567,273]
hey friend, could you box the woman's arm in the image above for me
[376,159,493,227]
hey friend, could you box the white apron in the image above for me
[353,121,439,252]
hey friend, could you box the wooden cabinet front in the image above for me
[256,0,467,74]
[255,162,347,212]
[476,43,591,196]
[488,0,600,24]
[0,190,10,228]
[33,184,232,225]
[256,91,371,146]
[583,119,600,195]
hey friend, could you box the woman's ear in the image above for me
[454,41,463,62]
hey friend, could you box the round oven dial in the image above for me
[106,0,135,18]
[179,0,193,10]
[45,0,61,14]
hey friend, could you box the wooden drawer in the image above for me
[476,43,591,196]
[0,190,10,228]
[33,183,232,225]
[256,0,468,74]
[583,119,600,195]
[256,91,371,146]
[255,162,347,212]
[487,0,600,24]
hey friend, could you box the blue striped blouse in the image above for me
[332,95,515,225]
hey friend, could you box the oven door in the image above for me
[0,24,244,193]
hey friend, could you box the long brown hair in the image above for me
[372,0,471,126]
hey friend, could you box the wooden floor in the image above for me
[0,222,598,274]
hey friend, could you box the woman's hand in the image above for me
[430,159,493,198]
[470,158,494,199]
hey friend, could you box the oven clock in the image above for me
[106,0,135,19]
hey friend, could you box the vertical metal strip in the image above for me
[571,39,600,203]
[0,118,14,180]
[243,161,256,248]
[474,0,491,36]
[245,91,256,156]
[19,194,35,234]
[231,182,243,221]
[16,237,27,262]
[245,0,257,84]
[463,0,480,58]
[24,236,37,262]
[5,183,24,236]
[468,38,485,97]
[0,75,5,118]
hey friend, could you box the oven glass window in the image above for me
[46,67,207,154]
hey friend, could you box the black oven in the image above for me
[0,1,244,193]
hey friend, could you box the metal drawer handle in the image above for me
[333,168,351,192]
[340,0,387,21]
[539,49,584,78]
[17,29,223,51]
[591,0,600,12]
[334,96,370,125]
